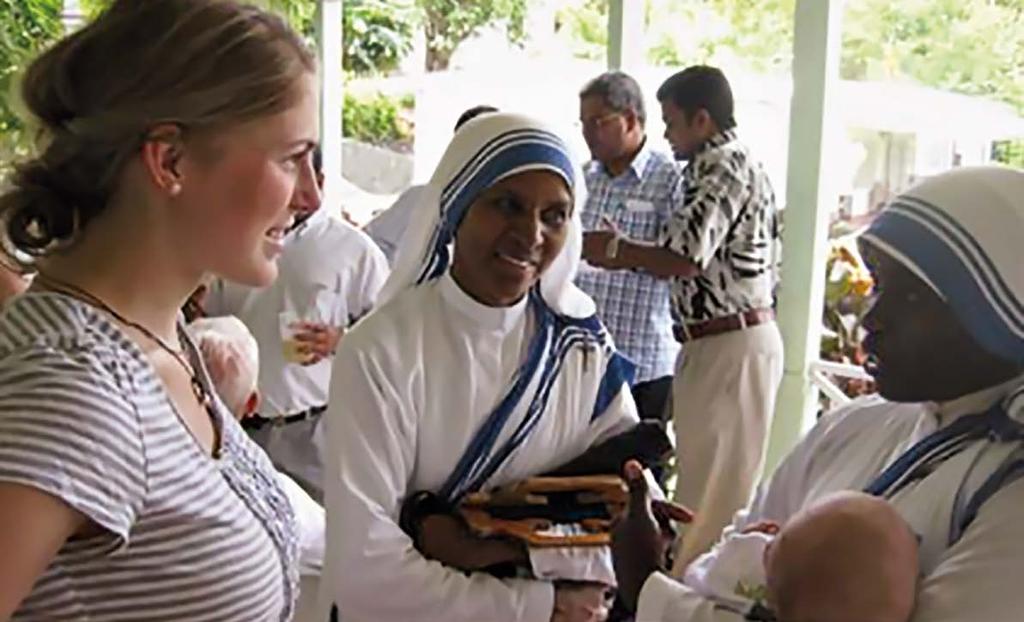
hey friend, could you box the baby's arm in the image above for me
[682,532,774,613]
[741,521,781,536]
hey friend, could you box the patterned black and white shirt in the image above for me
[661,129,779,322]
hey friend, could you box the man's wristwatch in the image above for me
[605,233,622,259]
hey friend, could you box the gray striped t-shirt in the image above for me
[0,293,299,621]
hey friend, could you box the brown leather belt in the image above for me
[673,308,775,344]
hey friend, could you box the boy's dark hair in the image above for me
[656,65,736,131]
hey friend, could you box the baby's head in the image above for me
[764,491,918,622]
[187,316,260,419]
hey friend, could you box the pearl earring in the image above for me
[169,182,182,196]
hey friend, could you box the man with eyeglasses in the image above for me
[577,72,682,473]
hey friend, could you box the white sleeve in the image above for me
[277,471,324,576]
[635,572,747,622]
[722,403,856,537]
[363,186,422,267]
[910,476,1024,622]
[362,216,398,266]
[346,241,389,324]
[323,345,554,622]
[528,529,616,586]
[681,533,771,612]
[586,374,642,447]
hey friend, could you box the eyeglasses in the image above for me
[575,113,622,131]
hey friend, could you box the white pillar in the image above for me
[607,0,643,72]
[766,0,844,472]
[316,0,344,216]
[62,0,85,32]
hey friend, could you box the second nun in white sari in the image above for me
[320,113,640,622]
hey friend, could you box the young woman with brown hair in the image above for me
[0,1,320,619]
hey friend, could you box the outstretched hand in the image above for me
[611,460,673,612]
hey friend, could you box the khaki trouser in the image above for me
[670,321,784,572]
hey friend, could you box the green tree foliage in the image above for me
[699,0,795,71]
[262,0,415,75]
[0,0,320,170]
[842,0,1024,110]
[342,91,413,148]
[0,0,62,166]
[689,0,1024,113]
[79,0,108,20]
[259,0,317,38]
[343,0,414,74]
[993,139,1024,167]
[418,0,528,71]
[8,0,1024,162]
[0,0,416,168]
[556,0,606,60]
[562,0,1024,116]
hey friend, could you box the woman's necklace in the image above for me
[34,272,220,457]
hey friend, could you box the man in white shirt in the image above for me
[364,105,498,265]
[207,148,389,502]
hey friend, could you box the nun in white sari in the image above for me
[320,113,640,622]
[613,166,1024,621]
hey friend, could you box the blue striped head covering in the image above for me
[380,112,595,318]
[861,166,1024,365]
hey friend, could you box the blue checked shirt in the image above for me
[575,144,682,383]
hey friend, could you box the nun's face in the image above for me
[451,170,572,307]
[859,239,1020,402]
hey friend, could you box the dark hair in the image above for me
[0,0,315,262]
[656,65,736,131]
[579,71,646,125]
[454,105,499,132]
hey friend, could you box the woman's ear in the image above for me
[140,123,186,197]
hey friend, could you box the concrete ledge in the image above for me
[341,139,414,194]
